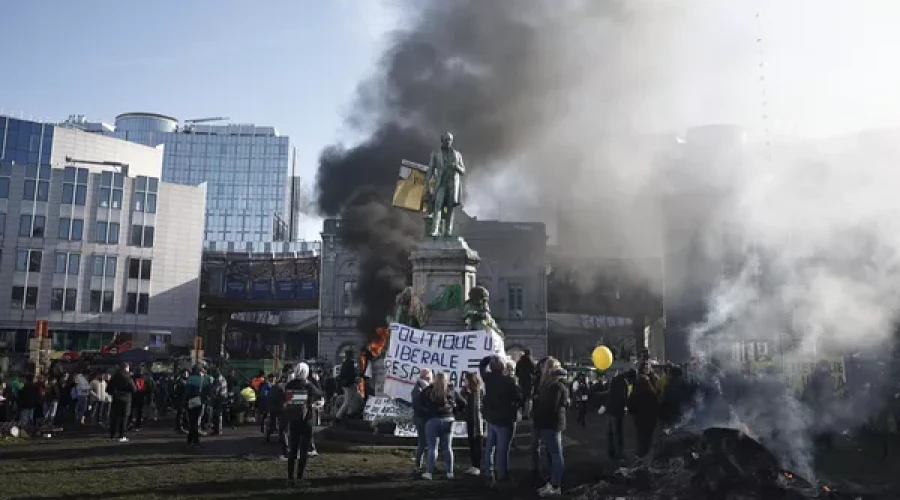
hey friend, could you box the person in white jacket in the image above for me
[89,374,108,425]
[74,373,91,425]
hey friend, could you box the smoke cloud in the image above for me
[315,0,900,474]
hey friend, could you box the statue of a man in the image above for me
[424,132,466,237]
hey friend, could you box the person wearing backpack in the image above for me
[269,366,290,453]
[107,363,136,442]
[208,368,228,435]
[183,366,207,447]
[283,363,323,488]
[130,367,148,431]
[258,374,275,435]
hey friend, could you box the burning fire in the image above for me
[357,327,389,397]
[783,472,793,480]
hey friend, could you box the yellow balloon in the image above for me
[592,346,614,370]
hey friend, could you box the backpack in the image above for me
[282,385,310,422]
[135,377,146,393]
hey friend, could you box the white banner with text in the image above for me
[383,323,506,402]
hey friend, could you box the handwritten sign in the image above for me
[393,421,469,438]
[363,396,413,422]
[384,323,506,402]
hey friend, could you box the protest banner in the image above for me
[363,396,413,422]
[383,323,506,402]
[394,420,469,438]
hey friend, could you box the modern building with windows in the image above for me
[63,113,310,253]
[0,115,206,354]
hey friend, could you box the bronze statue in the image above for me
[424,132,466,237]
[390,286,427,328]
[463,286,502,337]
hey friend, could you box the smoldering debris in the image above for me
[569,428,891,500]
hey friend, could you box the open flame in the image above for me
[783,472,793,480]
[357,327,389,397]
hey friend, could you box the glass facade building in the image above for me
[107,113,291,249]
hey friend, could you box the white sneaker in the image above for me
[538,483,553,494]
[278,455,289,462]
[539,486,562,497]
[421,472,433,480]
[118,437,129,443]
[465,467,480,476]
[446,472,455,479]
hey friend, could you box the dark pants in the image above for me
[175,404,186,432]
[576,402,587,427]
[131,398,144,429]
[635,419,656,457]
[259,409,269,433]
[607,415,625,459]
[466,420,482,468]
[109,400,129,439]
[188,405,203,445]
[209,399,224,434]
[287,420,313,483]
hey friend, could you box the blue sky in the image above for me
[0,1,395,201]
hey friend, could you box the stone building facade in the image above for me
[318,213,548,364]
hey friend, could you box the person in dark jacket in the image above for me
[130,366,148,431]
[17,377,42,426]
[270,369,290,455]
[43,377,61,425]
[183,366,207,447]
[335,350,357,422]
[459,371,484,476]
[107,363,136,442]
[628,362,660,458]
[529,357,550,480]
[534,358,569,497]
[479,355,522,483]
[572,374,590,428]
[283,363,323,488]
[605,369,635,459]
[660,366,691,427]
[410,369,433,472]
[516,349,536,419]
[419,372,459,480]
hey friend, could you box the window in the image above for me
[62,166,89,205]
[508,284,524,318]
[16,249,42,272]
[24,164,50,202]
[0,213,5,234]
[89,290,114,313]
[51,288,77,312]
[342,281,358,315]
[57,217,84,241]
[126,292,150,314]
[148,334,166,348]
[18,214,45,237]
[92,255,117,277]
[133,176,159,213]
[130,225,155,247]
[0,162,10,199]
[54,252,80,275]
[95,221,120,244]
[11,286,38,309]
[98,170,125,209]
[128,258,152,280]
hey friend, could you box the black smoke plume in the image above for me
[315,1,632,341]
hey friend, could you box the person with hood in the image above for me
[533,357,569,497]
[270,365,291,454]
[130,367,148,431]
[420,371,461,481]
[183,366,208,447]
[605,369,636,460]
[628,361,661,458]
[208,368,228,435]
[258,373,275,434]
[17,376,42,426]
[283,362,323,488]
[516,349,536,419]
[335,350,357,422]
[410,369,433,472]
[479,355,522,484]
[107,363,136,442]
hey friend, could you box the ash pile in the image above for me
[570,427,887,500]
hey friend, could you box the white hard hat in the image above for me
[294,362,310,380]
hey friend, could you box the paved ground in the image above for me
[2,411,899,499]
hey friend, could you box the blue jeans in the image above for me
[414,417,427,468]
[425,418,454,475]
[482,423,514,480]
[76,398,90,423]
[538,429,564,487]
[19,408,35,425]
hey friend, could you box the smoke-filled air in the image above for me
[315,0,900,478]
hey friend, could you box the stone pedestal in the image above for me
[410,237,480,331]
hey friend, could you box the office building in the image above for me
[64,113,304,252]
[0,115,206,353]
